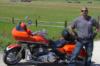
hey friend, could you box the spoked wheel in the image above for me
[3,48,22,65]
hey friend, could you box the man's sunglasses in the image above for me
[81,10,88,12]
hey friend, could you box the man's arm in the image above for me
[93,19,100,32]
[95,23,100,32]
[68,26,76,37]
[68,19,78,37]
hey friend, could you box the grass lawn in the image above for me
[0,0,100,49]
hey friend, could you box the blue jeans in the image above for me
[68,39,93,66]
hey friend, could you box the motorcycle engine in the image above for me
[32,45,57,63]
[37,52,57,63]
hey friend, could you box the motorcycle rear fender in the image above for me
[5,44,21,51]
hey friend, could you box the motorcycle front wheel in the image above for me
[3,48,22,65]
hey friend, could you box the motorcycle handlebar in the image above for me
[32,30,47,36]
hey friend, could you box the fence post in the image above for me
[64,20,67,28]
[35,19,38,27]
[12,17,15,24]
[98,16,100,22]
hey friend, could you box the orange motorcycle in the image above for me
[3,27,87,65]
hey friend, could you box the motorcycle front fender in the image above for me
[5,44,21,51]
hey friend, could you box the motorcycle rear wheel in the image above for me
[3,48,22,65]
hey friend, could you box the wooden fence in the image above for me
[0,16,68,28]
[0,16,100,28]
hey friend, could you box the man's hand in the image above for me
[96,28,100,32]
[68,27,76,37]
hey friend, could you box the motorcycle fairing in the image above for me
[12,28,49,44]
[6,44,21,51]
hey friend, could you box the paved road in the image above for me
[0,41,100,66]
[92,41,100,66]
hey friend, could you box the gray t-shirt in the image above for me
[71,16,99,39]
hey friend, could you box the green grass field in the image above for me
[0,0,100,50]
[1,0,100,22]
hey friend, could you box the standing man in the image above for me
[68,7,99,66]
